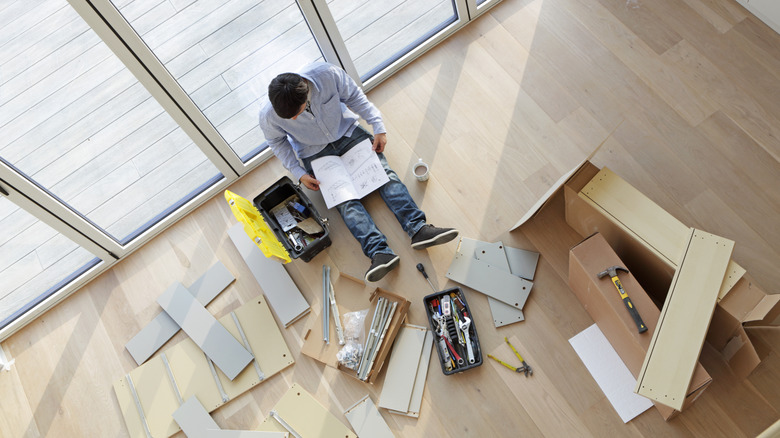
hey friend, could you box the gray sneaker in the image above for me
[365,253,400,282]
[411,225,459,249]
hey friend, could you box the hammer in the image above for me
[597,266,648,333]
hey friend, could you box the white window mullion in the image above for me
[298,0,363,86]
[68,0,244,178]
[0,163,119,259]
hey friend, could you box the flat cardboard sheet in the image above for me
[344,395,394,438]
[569,324,653,423]
[115,297,294,438]
[636,229,734,410]
[228,223,310,327]
[126,262,235,366]
[157,283,253,380]
[257,383,357,438]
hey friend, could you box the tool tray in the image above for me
[423,287,482,375]
[253,176,331,262]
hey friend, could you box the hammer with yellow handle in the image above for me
[597,266,648,334]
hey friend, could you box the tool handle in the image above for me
[622,296,648,333]
[416,263,429,279]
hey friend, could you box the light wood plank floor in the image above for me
[1,0,779,436]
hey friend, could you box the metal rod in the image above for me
[160,352,183,405]
[231,312,265,381]
[206,353,229,403]
[126,374,153,438]
[365,301,397,380]
[323,265,330,344]
[270,410,302,438]
[329,281,345,345]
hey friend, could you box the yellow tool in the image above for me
[224,190,291,263]
[597,265,647,334]
[488,337,533,377]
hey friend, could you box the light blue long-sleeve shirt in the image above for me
[258,62,386,182]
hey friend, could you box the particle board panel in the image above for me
[172,396,220,438]
[474,240,526,327]
[157,282,253,381]
[378,324,427,413]
[390,329,433,418]
[166,339,224,412]
[126,261,235,365]
[256,383,356,438]
[344,395,394,438]
[636,228,734,410]
[227,223,310,327]
[578,167,745,300]
[446,237,533,311]
[114,297,294,438]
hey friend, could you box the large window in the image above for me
[111,0,324,162]
[0,0,497,338]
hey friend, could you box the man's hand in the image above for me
[300,174,321,191]
[372,133,387,153]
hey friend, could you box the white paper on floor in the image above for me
[569,324,653,423]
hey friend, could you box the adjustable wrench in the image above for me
[459,316,475,364]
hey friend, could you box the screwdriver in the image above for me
[416,263,438,293]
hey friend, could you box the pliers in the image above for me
[488,337,533,377]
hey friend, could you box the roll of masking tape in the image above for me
[412,158,429,182]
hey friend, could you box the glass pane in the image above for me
[0,197,100,329]
[328,0,458,80]
[113,0,324,162]
[0,0,222,245]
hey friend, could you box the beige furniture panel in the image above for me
[579,167,744,299]
[114,297,293,438]
[636,228,734,410]
[257,383,356,438]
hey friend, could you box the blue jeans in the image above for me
[302,126,426,259]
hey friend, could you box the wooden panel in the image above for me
[636,228,734,410]
[579,166,745,299]
[157,283,253,381]
[256,383,356,438]
[344,395,394,438]
[114,297,293,438]
[378,324,426,412]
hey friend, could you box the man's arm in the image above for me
[259,117,309,183]
[331,67,387,150]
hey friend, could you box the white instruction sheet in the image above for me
[311,139,389,209]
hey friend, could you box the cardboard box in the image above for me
[301,271,410,383]
[569,232,712,420]
[561,161,778,379]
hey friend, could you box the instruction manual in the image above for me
[311,138,389,209]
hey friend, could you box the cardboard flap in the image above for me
[744,294,780,325]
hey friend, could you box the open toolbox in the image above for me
[424,287,482,374]
[252,176,331,262]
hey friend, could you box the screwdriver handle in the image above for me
[416,263,429,278]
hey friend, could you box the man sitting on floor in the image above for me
[259,62,458,282]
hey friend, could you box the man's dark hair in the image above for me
[268,73,308,119]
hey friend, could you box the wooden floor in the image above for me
[2,0,780,436]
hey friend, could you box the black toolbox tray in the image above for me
[252,176,330,262]
[423,287,482,375]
